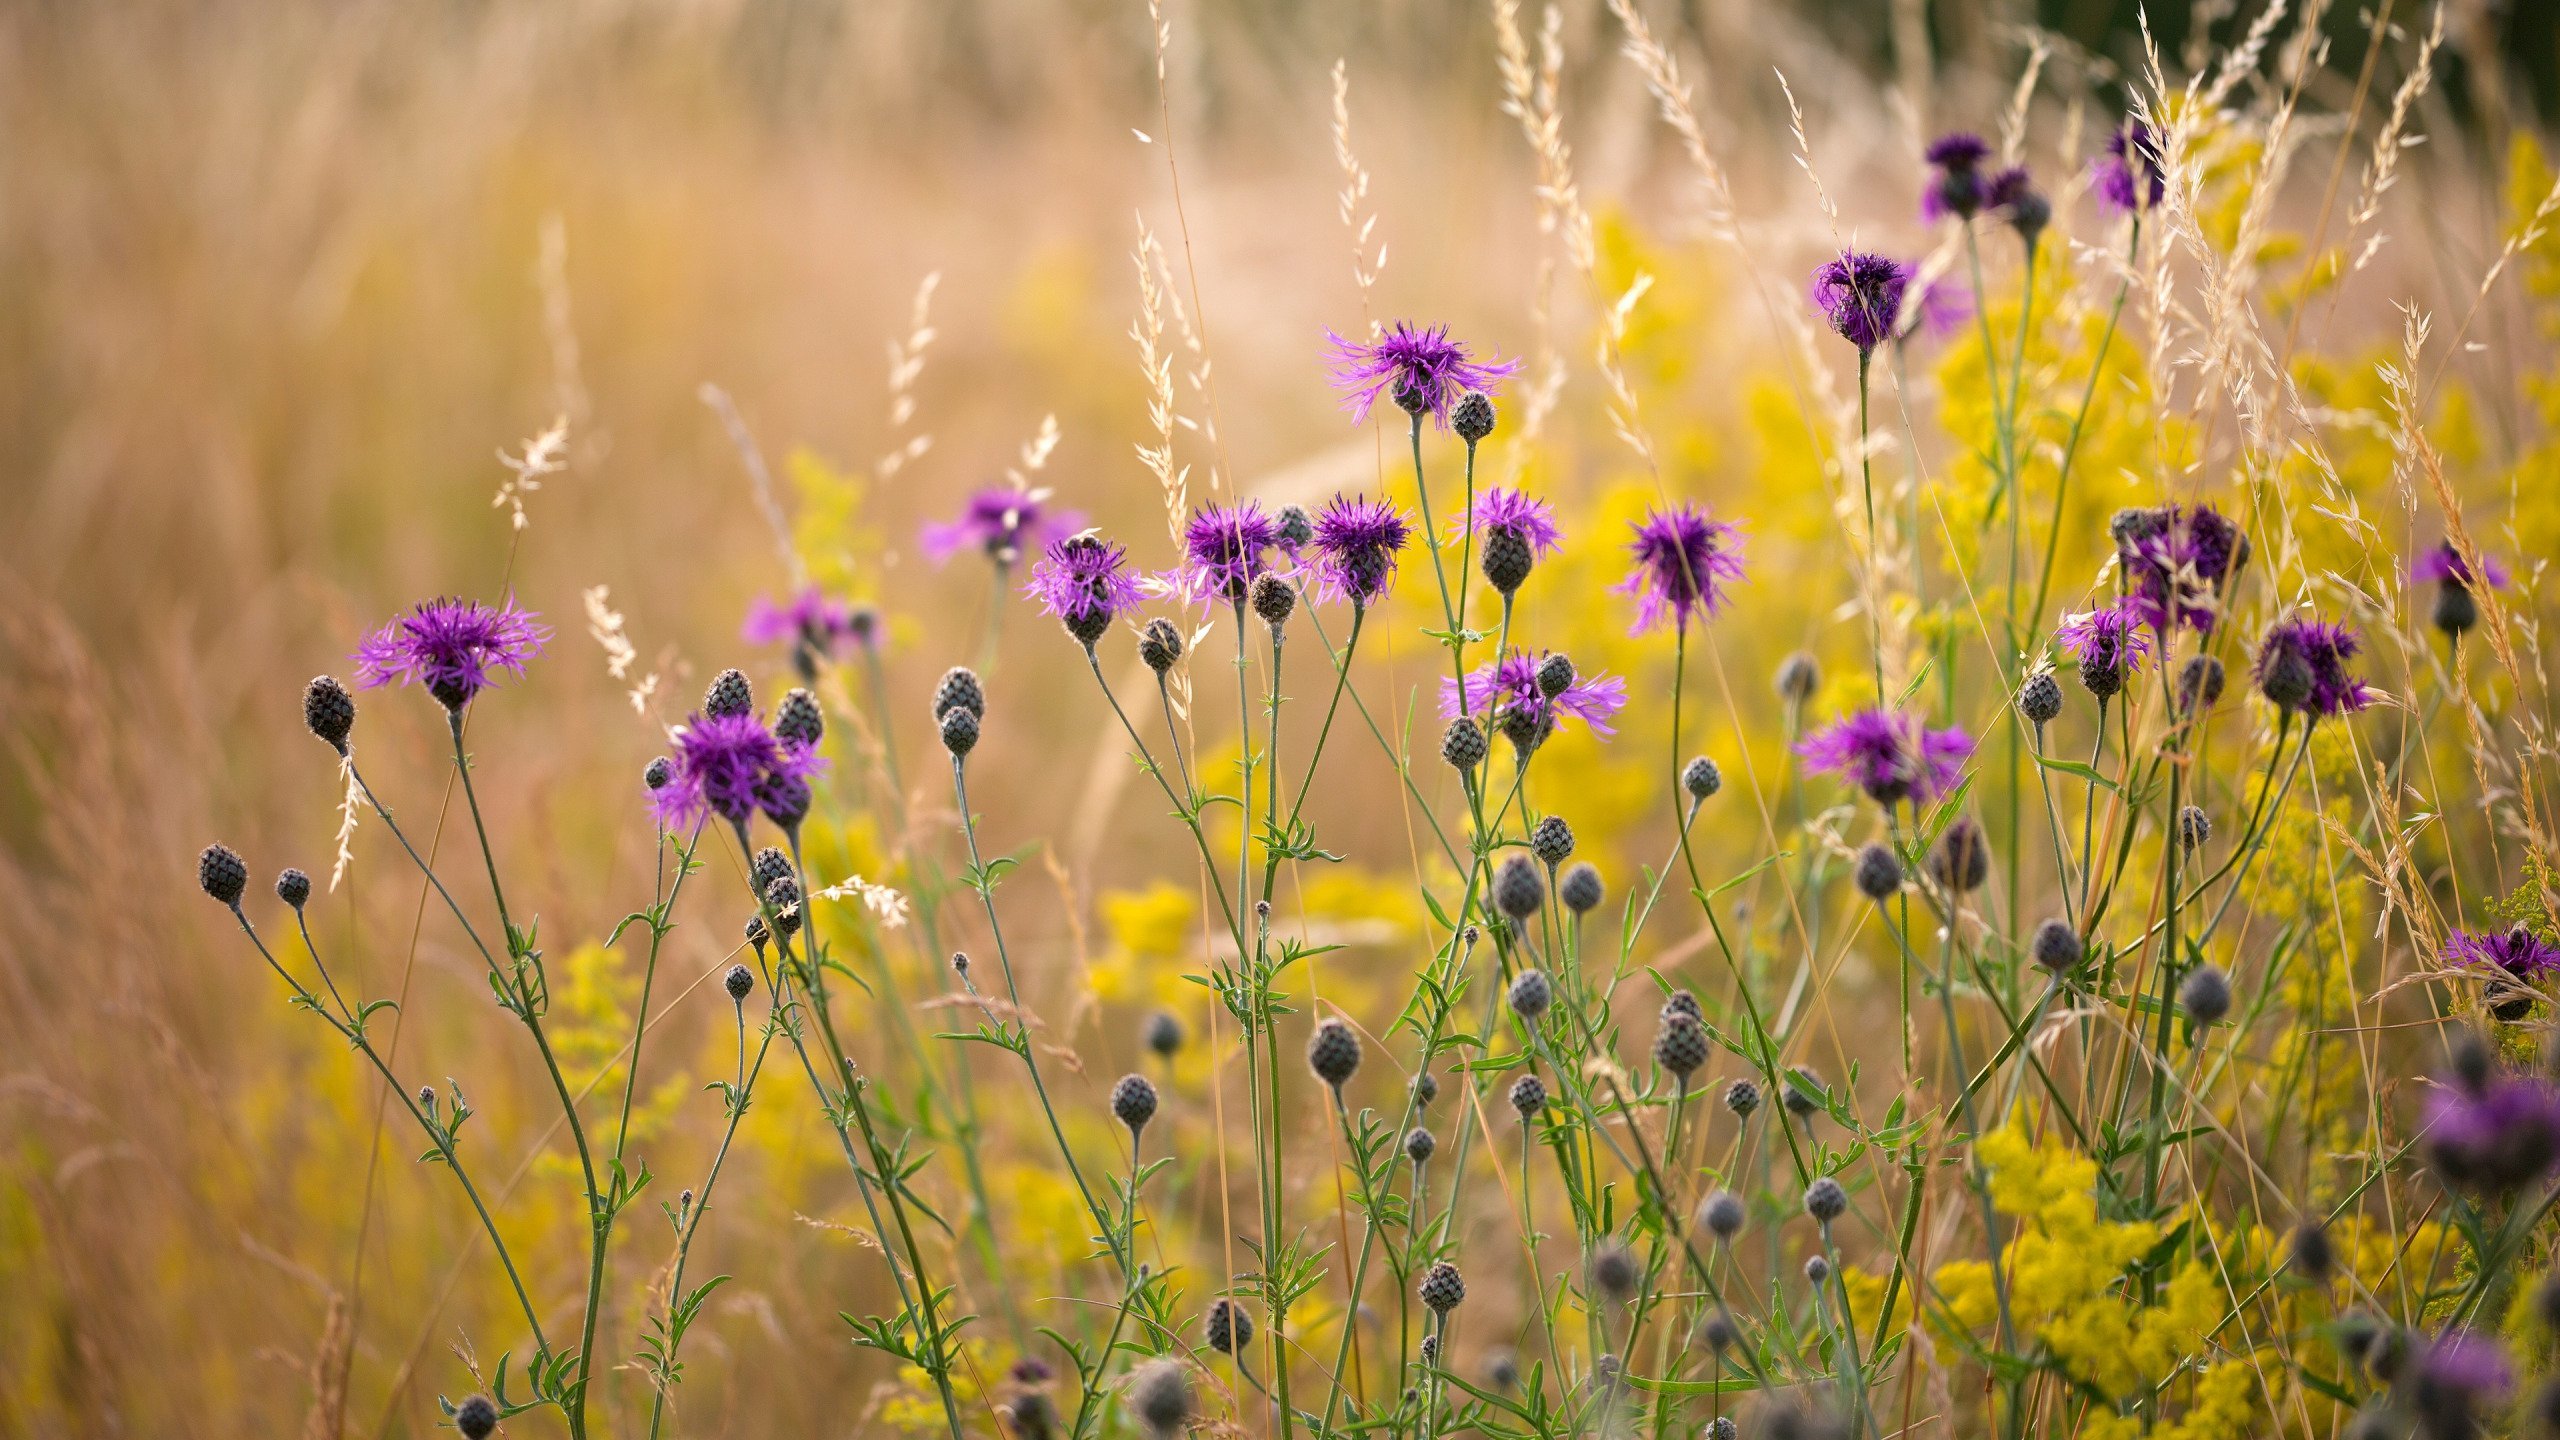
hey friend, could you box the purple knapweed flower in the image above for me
[1440,652,1628,740]
[922,485,1080,567]
[1897,277,1973,346]
[1167,500,1283,607]
[1921,132,1992,222]
[1798,709,1975,807]
[1308,494,1413,609]
[2413,541,2510,591]
[2115,503,2246,633]
[1327,321,1522,429]
[652,709,828,832]
[1456,487,1563,555]
[1615,504,1746,634]
[1027,533,1145,648]
[2095,120,2166,214]
[1985,166,2050,246]
[2253,615,2375,719]
[2424,1068,2560,1193]
[2411,1331,2514,1435]
[2448,926,2560,980]
[354,597,549,711]
[1812,252,1915,354]
[745,587,875,653]
[2057,599,2152,701]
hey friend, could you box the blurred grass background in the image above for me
[3,0,2554,1436]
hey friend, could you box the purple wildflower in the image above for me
[1615,504,1747,634]
[922,485,1080,567]
[1898,277,1973,346]
[1456,487,1563,555]
[2411,1331,2514,1435]
[1308,494,1413,609]
[2254,615,2375,719]
[2413,541,2510,591]
[2448,926,2560,979]
[1986,166,2051,247]
[652,709,828,831]
[1440,652,1628,740]
[1027,533,1144,648]
[2424,1069,2560,1193]
[745,587,875,655]
[1921,132,1992,222]
[353,597,549,710]
[2095,120,2166,214]
[1168,501,1283,607]
[2057,600,2152,701]
[2116,503,2246,633]
[1797,709,1975,807]
[1812,252,1915,353]
[1327,321,1522,429]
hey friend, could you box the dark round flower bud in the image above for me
[304,676,356,754]
[1508,968,1553,1021]
[2178,805,2211,853]
[1663,989,1702,1021]
[775,687,824,748]
[1854,842,1903,902]
[1453,390,1497,443]
[455,1396,499,1440]
[752,846,793,898]
[1250,574,1296,630]
[276,868,312,911]
[1927,817,1991,894]
[2179,655,2226,714]
[1496,698,1553,756]
[1531,816,1575,866]
[1418,1260,1466,1314]
[2287,1219,2334,1282]
[2258,644,2314,713]
[1128,1358,1194,1437]
[1804,1176,1848,1223]
[1700,1189,1746,1241]
[1655,1013,1708,1078]
[644,756,673,791]
[744,914,769,954]
[199,843,248,906]
[1307,1017,1362,1089]
[1722,1078,1761,1118]
[1804,1254,1832,1285]
[2432,577,2480,640]
[724,963,756,1002]
[1775,651,1821,705]
[1559,862,1605,915]
[1709,1417,1739,1440]
[759,772,813,832]
[1139,618,1185,675]
[933,666,986,722]
[2534,1271,2560,1331]
[1700,1309,1739,1353]
[1411,1070,1440,1109]
[2078,649,2125,703]
[2179,965,2232,1025]
[1783,1069,1823,1118]
[1419,1334,1441,1367]
[1441,717,1489,772]
[764,875,802,937]
[1590,1243,1639,1302]
[1111,1073,1159,1135]
[951,951,971,976]
[1486,1348,1521,1390]
[1276,504,1317,552]
[2451,1029,2494,1095]
[2006,189,2053,249]
[1536,653,1575,698]
[1205,1297,1254,1355]
[1494,855,1545,920]
[1682,757,1723,802]
[1010,1390,1057,1440]
[1481,529,1535,596]
[704,668,753,720]
[939,706,981,757]
[1509,1073,1548,1117]
[2030,918,2080,972]
[2019,672,2063,726]
[1404,1126,1437,1165]
[1143,1010,1185,1059]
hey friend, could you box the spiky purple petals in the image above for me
[1440,652,1628,740]
[1798,709,1975,807]
[1812,252,1915,353]
[922,486,1080,566]
[353,597,549,710]
[1327,321,1522,429]
[652,710,828,831]
[1615,504,1746,634]
[1308,494,1413,608]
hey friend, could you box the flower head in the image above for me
[2447,926,2560,980]
[1811,252,1914,353]
[1027,533,1144,647]
[2095,119,2166,213]
[2424,1069,2560,1193]
[1308,494,1413,608]
[1986,166,2051,246]
[2411,1331,2514,1434]
[2057,599,2152,700]
[743,586,876,665]
[2413,541,2510,591]
[1167,501,1283,606]
[1457,486,1562,553]
[353,597,549,710]
[2115,503,2245,633]
[2254,615,2375,719]
[1440,652,1628,741]
[1921,132,1992,222]
[922,485,1080,566]
[1798,709,1975,807]
[653,709,828,831]
[1615,504,1747,633]
[1326,321,1522,429]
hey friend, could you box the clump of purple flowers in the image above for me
[1812,252,1915,354]
[1027,533,1145,648]
[2095,119,2166,214]
[2057,599,2151,702]
[1308,494,1412,609]
[2253,615,2375,719]
[653,706,828,833]
[1616,504,1746,634]
[1987,166,2050,249]
[354,597,550,711]
[922,485,1080,567]
[1921,132,1991,222]
[1798,709,1975,807]
[2114,504,2246,633]
[1168,501,1283,607]
[745,586,878,680]
[1327,321,1521,429]
[1441,652,1628,741]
